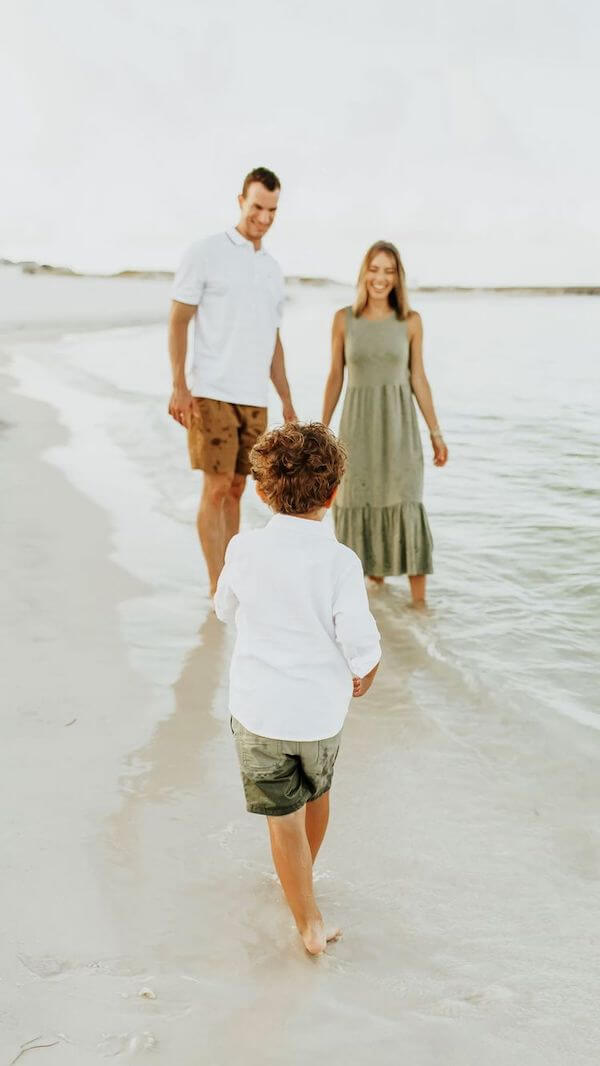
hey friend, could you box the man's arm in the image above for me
[270,331,297,422]
[168,300,197,427]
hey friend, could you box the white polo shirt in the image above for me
[171,228,285,406]
[214,514,381,741]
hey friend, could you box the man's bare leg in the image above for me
[197,472,234,595]
[305,792,330,863]
[408,574,426,608]
[267,808,341,955]
[222,473,246,553]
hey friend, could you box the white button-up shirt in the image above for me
[171,229,285,406]
[214,514,381,741]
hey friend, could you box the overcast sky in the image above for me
[2,0,599,283]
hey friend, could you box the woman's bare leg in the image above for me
[409,574,426,606]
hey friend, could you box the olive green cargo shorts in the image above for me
[231,717,342,817]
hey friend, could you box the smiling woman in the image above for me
[322,240,448,607]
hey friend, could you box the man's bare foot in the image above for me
[301,921,342,956]
[409,598,427,611]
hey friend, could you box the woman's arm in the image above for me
[321,309,346,426]
[407,311,448,467]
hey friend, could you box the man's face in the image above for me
[237,182,280,242]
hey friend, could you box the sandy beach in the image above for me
[2,267,600,1064]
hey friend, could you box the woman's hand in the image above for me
[431,433,448,467]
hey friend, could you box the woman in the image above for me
[322,240,448,606]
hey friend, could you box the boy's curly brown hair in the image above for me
[249,422,347,515]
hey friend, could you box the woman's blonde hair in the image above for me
[353,240,410,320]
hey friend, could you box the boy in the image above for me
[214,422,380,955]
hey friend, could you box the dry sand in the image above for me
[1,268,599,1064]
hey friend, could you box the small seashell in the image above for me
[138,986,156,999]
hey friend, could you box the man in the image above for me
[168,166,297,595]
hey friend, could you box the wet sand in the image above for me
[2,270,600,1064]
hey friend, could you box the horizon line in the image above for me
[1,258,599,295]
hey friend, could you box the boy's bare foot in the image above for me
[301,921,342,956]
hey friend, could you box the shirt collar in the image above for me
[268,513,334,537]
[225,227,266,254]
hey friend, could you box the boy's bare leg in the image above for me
[408,574,426,607]
[267,807,341,955]
[197,472,233,595]
[305,792,330,863]
[222,473,246,552]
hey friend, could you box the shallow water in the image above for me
[6,287,600,1063]
[10,286,600,729]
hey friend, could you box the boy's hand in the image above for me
[352,661,380,698]
[352,677,367,697]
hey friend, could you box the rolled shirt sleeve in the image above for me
[171,241,206,306]
[214,537,240,624]
[333,553,381,677]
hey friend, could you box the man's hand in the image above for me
[168,385,194,428]
[352,660,380,698]
[282,400,298,423]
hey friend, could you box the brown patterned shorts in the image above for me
[187,398,267,476]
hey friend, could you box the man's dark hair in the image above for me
[242,167,281,198]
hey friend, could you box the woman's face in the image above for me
[365,251,398,303]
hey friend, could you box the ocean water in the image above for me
[7,285,600,1062]
[10,284,599,728]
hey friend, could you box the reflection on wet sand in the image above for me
[103,610,247,962]
[117,611,228,806]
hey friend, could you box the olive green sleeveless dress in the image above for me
[332,307,433,576]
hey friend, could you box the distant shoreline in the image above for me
[1,258,598,296]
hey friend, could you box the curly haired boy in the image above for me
[215,422,380,955]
